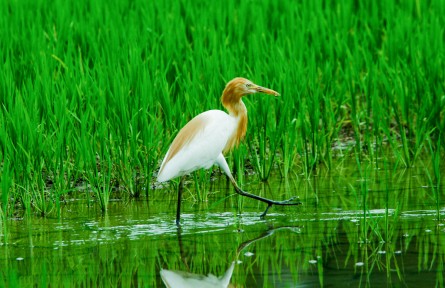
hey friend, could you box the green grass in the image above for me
[0,0,444,214]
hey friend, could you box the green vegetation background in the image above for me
[0,0,444,215]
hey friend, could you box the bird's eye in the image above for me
[246,83,252,88]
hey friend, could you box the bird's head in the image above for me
[221,77,279,112]
[223,77,280,98]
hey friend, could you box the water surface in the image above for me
[1,160,444,287]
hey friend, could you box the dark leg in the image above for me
[176,176,185,226]
[260,203,273,219]
[230,177,301,218]
[215,153,301,218]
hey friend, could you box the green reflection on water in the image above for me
[0,161,444,287]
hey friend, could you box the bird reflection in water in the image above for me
[160,226,299,288]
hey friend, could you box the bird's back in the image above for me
[157,110,236,182]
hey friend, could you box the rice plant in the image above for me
[0,0,443,214]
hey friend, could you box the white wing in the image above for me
[157,110,236,182]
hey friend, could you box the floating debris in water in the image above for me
[378,250,386,254]
[309,260,317,264]
[16,257,24,261]
[425,229,432,233]
[395,250,402,255]
[355,262,364,267]
[244,252,254,257]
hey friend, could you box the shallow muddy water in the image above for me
[1,159,444,287]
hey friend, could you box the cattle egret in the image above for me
[157,77,300,225]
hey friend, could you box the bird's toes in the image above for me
[285,197,302,205]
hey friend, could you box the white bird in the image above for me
[157,77,300,225]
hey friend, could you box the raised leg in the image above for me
[215,154,301,217]
[176,176,185,226]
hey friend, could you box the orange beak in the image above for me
[254,85,280,96]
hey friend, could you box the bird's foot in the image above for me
[279,196,302,205]
[260,197,302,219]
[272,196,302,206]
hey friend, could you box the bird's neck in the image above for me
[226,100,246,117]
[221,85,246,116]
[222,99,248,153]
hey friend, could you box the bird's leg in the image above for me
[216,154,301,218]
[260,203,273,219]
[230,177,301,206]
[176,176,185,226]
